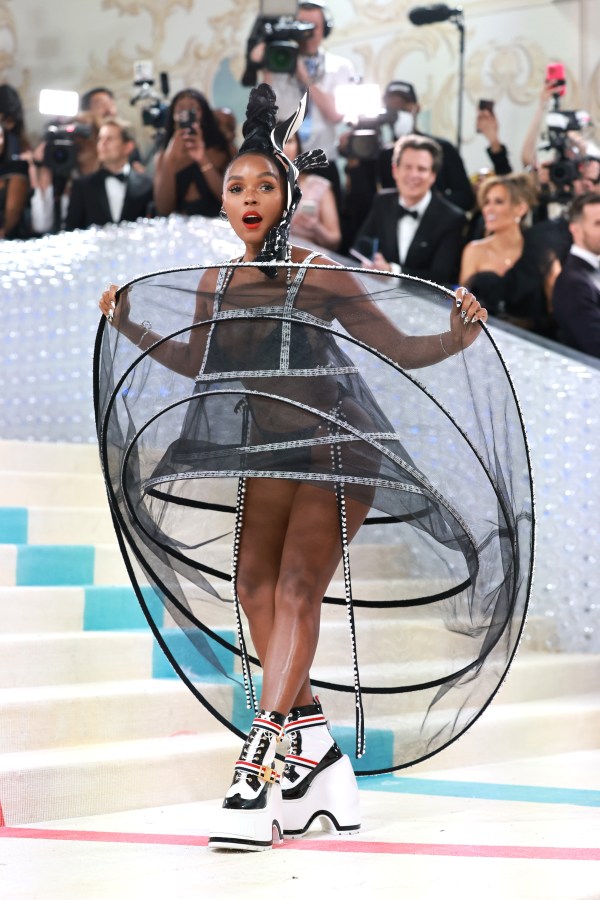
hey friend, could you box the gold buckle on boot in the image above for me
[258,765,280,784]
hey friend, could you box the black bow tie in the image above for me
[398,204,418,220]
[102,168,128,183]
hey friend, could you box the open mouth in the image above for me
[242,212,263,227]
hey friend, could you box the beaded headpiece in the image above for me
[236,83,328,277]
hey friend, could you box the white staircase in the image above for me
[0,440,598,826]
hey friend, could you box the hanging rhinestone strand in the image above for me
[231,475,258,712]
[329,408,365,758]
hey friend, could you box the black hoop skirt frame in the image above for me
[93,260,534,776]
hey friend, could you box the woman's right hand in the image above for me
[99,283,129,328]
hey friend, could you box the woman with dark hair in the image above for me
[153,88,233,218]
[0,83,29,154]
[97,85,532,855]
[0,120,29,239]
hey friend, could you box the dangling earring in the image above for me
[219,207,228,222]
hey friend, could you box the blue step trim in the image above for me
[231,676,264,735]
[153,628,237,681]
[16,545,95,586]
[83,585,163,631]
[0,508,28,544]
[360,775,600,807]
[333,725,394,772]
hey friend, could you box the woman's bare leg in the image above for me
[259,482,369,714]
[236,478,322,708]
[235,477,295,668]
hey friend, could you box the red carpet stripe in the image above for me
[1,827,598,860]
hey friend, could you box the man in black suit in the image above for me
[66,118,152,230]
[377,81,474,212]
[353,134,467,287]
[553,193,600,358]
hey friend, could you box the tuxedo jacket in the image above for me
[65,168,153,231]
[355,189,467,287]
[552,252,600,358]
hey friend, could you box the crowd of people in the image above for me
[1,0,599,357]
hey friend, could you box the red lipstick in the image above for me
[242,211,263,229]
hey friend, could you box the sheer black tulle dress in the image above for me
[93,257,534,775]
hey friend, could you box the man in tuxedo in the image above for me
[553,193,600,358]
[354,134,467,287]
[65,118,152,231]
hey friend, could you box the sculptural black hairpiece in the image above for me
[236,83,328,277]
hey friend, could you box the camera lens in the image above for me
[347,129,381,161]
[264,41,298,75]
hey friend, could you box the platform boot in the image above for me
[281,697,361,837]
[208,709,285,851]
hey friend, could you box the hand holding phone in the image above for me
[476,100,498,137]
[351,236,379,264]
[545,62,566,96]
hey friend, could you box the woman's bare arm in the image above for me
[99,269,217,378]
[322,266,486,368]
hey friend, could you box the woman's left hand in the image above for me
[449,286,488,350]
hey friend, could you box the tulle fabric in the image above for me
[93,260,534,775]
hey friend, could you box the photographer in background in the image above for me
[152,89,232,218]
[250,1,357,204]
[80,87,118,124]
[24,113,99,235]
[522,70,593,221]
[82,85,146,172]
[65,118,152,230]
[340,80,474,252]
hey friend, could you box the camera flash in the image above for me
[39,89,79,117]
[335,84,382,122]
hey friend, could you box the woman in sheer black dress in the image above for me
[99,84,501,852]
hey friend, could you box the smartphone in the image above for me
[301,199,317,216]
[175,108,197,133]
[350,236,379,264]
[478,99,495,113]
[545,62,566,96]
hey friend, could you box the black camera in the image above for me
[130,61,170,131]
[339,112,396,161]
[242,13,315,84]
[42,121,92,180]
[541,105,591,201]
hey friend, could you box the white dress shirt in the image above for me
[104,163,131,222]
[570,244,600,270]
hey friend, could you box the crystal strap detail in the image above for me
[330,408,365,758]
[231,475,257,713]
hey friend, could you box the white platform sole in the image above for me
[283,753,361,837]
[208,783,284,852]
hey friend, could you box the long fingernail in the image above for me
[460,309,467,318]
[455,298,462,308]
